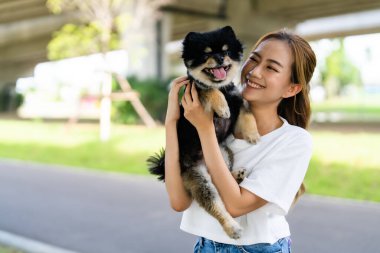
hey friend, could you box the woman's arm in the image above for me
[164,77,192,212]
[182,83,267,217]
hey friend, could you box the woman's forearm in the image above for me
[197,126,266,217]
[197,126,241,202]
[164,121,192,212]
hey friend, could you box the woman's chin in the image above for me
[242,88,257,101]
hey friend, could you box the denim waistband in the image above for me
[198,236,291,248]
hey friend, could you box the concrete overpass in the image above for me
[1,0,380,89]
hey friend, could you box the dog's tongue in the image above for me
[212,67,226,80]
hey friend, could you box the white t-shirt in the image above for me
[180,117,313,245]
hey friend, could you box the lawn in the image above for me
[0,119,379,202]
[0,120,164,175]
[0,245,24,253]
[312,95,380,122]
[305,131,380,202]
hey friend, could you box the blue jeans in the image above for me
[193,237,292,253]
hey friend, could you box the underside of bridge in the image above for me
[1,0,380,88]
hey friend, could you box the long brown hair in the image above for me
[252,29,316,129]
[252,30,316,204]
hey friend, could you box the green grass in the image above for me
[0,119,379,202]
[0,120,164,175]
[0,245,24,253]
[305,131,380,202]
[311,95,380,122]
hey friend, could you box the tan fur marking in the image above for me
[204,47,212,53]
[222,44,228,51]
[200,89,230,118]
[182,166,242,239]
[234,108,260,144]
[292,183,306,206]
[206,58,217,67]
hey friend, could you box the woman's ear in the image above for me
[282,83,302,98]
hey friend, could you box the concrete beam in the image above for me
[0,14,72,47]
[256,0,380,21]
[296,9,380,40]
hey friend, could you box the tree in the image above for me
[320,38,362,98]
[46,0,170,59]
[46,0,170,140]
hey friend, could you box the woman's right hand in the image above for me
[165,76,189,125]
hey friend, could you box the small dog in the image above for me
[148,26,259,239]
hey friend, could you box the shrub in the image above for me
[112,76,171,124]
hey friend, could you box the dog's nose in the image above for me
[214,54,224,65]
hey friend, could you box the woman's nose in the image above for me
[248,65,262,79]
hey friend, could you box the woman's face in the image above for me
[241,39,296,106]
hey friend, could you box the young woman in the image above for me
[164,29,316,253]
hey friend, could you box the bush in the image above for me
[0,84,24,112]
[112,76,171,124]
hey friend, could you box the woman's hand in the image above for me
[181,82,214,132]
[165,76,189,125]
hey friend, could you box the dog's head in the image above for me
[182,26,243,89]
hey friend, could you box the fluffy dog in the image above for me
[148,26,259,239]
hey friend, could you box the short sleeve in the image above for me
[239,132,313,215]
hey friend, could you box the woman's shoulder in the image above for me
[282,119,312,146]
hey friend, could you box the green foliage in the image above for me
[111,76,170,124]
[48,23,120,60]
[46,0,128,60]
[0,85,24,112]
[320,39,362,97]
[46,0,64,14]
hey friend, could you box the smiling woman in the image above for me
[160,28,317,253]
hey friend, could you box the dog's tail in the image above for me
[147,148,166,181]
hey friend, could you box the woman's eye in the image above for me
[250,57,258,62]
[267,66,278,72]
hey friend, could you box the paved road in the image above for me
[0,159,379,253]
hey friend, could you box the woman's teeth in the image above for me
[247,79,265,89]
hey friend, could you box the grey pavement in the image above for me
[0,159,379,253]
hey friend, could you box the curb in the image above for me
[0,230,81,253]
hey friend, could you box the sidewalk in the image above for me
[0,159,379,253]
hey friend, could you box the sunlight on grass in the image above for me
[311,131,380,170]
[311,95,380,122]
[0,120,165,175]
[305,130,380,202]
[0,245,24,253]
[0,119,379,201]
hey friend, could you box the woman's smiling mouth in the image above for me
[246,79,265,89]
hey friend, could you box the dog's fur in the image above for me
[147,26,259,239]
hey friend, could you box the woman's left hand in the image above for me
[181,82,214,132]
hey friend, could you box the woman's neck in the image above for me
[250,103,283,136]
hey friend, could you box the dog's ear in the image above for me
[184,32,198,42]
[221,26,236,38]
[182,31,198,51]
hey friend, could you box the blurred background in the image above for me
[0,1,379,251]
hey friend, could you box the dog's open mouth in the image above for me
[203,65,231,80]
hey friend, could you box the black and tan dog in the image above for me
[148,26,259,239]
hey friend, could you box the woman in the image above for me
[164,29,316,252]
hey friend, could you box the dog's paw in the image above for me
[231,168,247,184]
[243,131,260,144]
[224,220,243,239]
[215,106,230,119]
